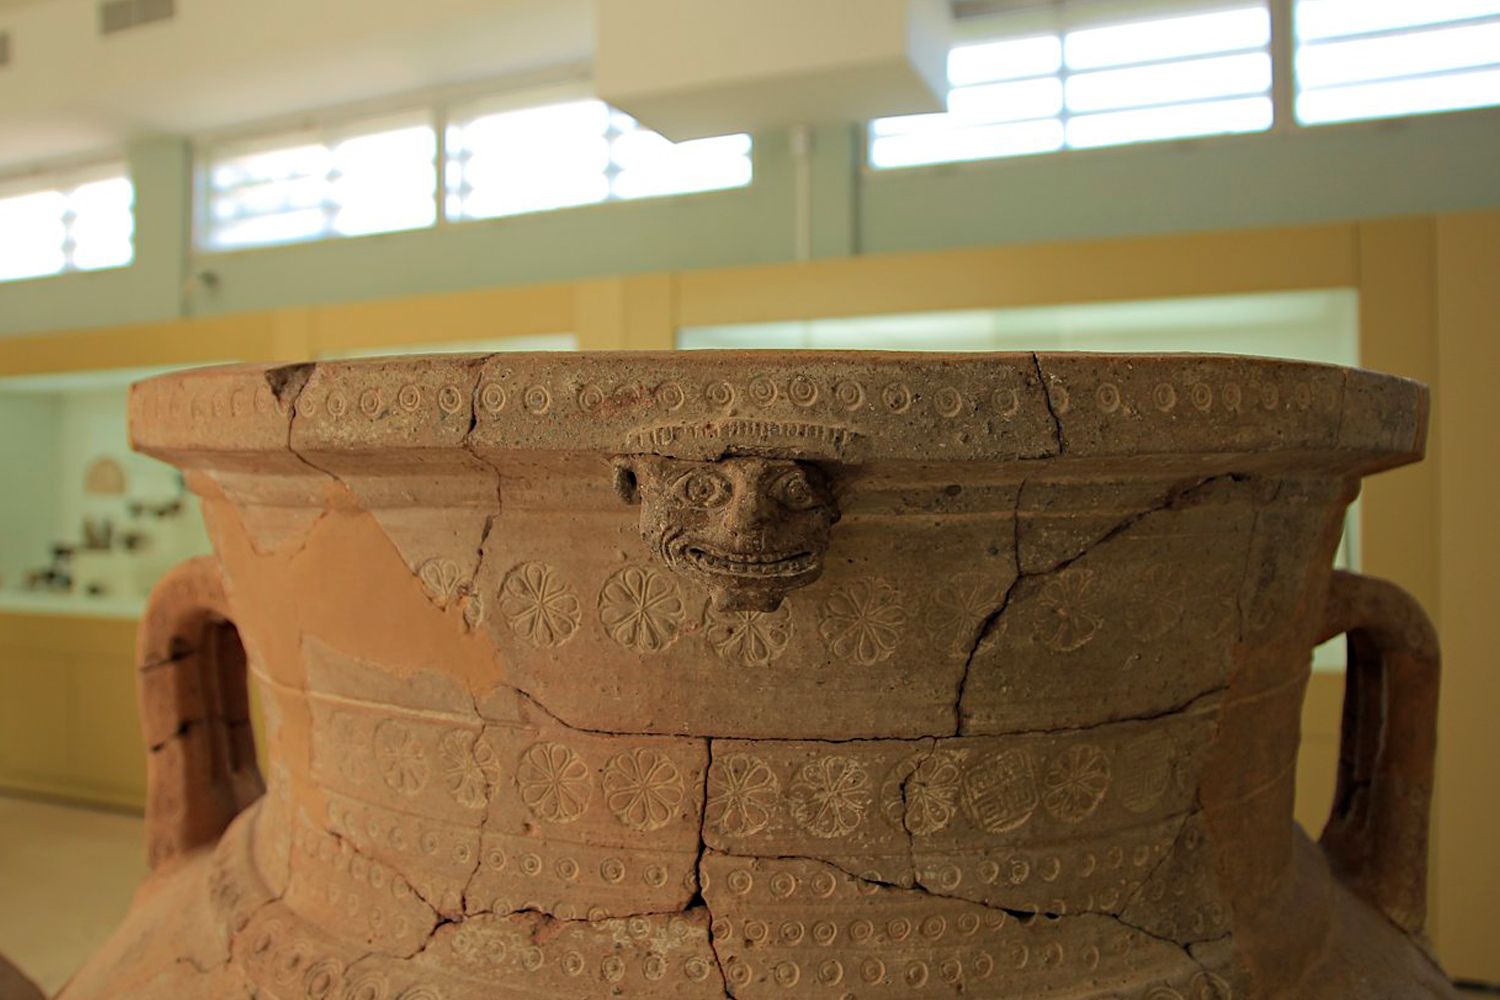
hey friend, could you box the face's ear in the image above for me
[802,460,842,524]
[611,458,640,505]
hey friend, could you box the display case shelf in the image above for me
[0,591,144,620]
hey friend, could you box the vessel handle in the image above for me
[136,556,263,869]
[1316,569,1440,935]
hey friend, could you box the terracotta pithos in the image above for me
[62,352,1455,999]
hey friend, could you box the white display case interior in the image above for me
[0,364,216,618]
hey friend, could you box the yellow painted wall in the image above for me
[0,614,144,809]
[1431,210,1500,978]
[0,213,1490,978]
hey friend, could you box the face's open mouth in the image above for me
[685,546,817,578]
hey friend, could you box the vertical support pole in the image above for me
[792,124,813,263]
[1269,0,1298,130]
[125,136,193,320]
[810,123,861,259]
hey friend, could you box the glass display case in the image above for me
[678,287,1358,360]
[0,363,224,805]
[0,364,217,619]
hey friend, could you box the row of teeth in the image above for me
[687,549,816,576]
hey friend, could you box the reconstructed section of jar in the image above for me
[59,352,1455,1000]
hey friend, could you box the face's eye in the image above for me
[673,470,732,509]
[770,468,819,510]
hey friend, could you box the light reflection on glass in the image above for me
[447,98,750,219]
[1298,66,1500,123]
[1067,96,1273,148]
[948,77,1065,124]
[871,119,1065,168]
[1297,21,1500,88]
[1296,0,1500,41]
[1067,53,1271,113]
[949,35,1062,86]
[1065,6,1269,70]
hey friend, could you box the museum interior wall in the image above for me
[0,60,1497,986]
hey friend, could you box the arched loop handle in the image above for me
[1317,569,1440,936]
[136,556,262,869]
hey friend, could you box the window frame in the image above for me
[192,80,756,255]
[0,158,135,282]
[868,1,1277,172]
[1291,0,1500,126]
[442,81,614,222]
[868,0,1500,175]
[443,81,755,222]
[195,106,441,253]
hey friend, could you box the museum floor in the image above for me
[0,796,143,994]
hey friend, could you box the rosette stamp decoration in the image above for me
[65,351,1455,999]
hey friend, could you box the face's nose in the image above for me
[722,473,777,542]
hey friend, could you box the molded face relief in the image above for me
[614,455,840,612]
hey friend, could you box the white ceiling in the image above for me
[0,0,594,171]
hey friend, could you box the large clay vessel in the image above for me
[63,352,1455,999]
